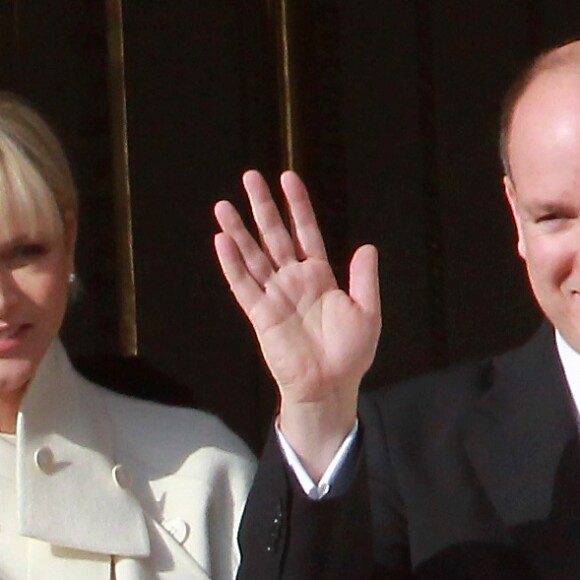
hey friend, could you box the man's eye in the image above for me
[537,213,569,224]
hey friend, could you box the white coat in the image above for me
[13,341,256,579]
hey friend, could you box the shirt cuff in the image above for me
[275,418,359,500]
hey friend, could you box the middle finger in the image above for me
[243,170,296,268]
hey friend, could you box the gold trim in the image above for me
[279,0,294,169]
[105,0,138,355]
[273,0,297,170]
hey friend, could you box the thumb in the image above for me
[349,244,381,317]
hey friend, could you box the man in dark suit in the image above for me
[215,39,580,578]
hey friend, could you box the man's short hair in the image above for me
[500,38,580,179]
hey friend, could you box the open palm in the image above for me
[214,170,381,408]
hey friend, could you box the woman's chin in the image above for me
[0,361,35,400]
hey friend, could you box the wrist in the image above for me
[279,391,358,482]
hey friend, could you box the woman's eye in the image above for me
[9,244,47,265]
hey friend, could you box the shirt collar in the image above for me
[555,329,580,414]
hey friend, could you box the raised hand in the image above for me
[214,170,381,478]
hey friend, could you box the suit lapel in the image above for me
[463,323,580,571]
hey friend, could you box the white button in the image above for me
[112,464,132,489]
[163,518,189,545]
[34,446,54,473]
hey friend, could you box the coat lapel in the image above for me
[463,323,580,570]
[113,518,211,580]
[16,341,150,557]
[13,341,217,579]
[27,541,112,579]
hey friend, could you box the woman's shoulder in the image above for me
[84,377,256,481]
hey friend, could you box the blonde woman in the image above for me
[0,93,255,579]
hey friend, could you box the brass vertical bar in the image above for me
[105,0,138,355]
[274,0,297,170]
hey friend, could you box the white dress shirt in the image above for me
[276,420,358,499]
[555,330,580,412]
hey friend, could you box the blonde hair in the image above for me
[0,93,78,241]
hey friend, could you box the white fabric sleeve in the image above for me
[275,419,359,499]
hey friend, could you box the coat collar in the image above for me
[15,340,150,558]
[463,321,580,528]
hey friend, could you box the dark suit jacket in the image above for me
[237,323,580,579]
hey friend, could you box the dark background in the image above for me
[0,1,576,452]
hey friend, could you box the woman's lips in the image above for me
[0,324,30,352]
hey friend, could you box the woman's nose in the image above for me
[0,270,18,315]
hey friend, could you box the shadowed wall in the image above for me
[1,1,578,451]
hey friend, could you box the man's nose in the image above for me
[573,221,580,254]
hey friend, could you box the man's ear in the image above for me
[503,176,527,260]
